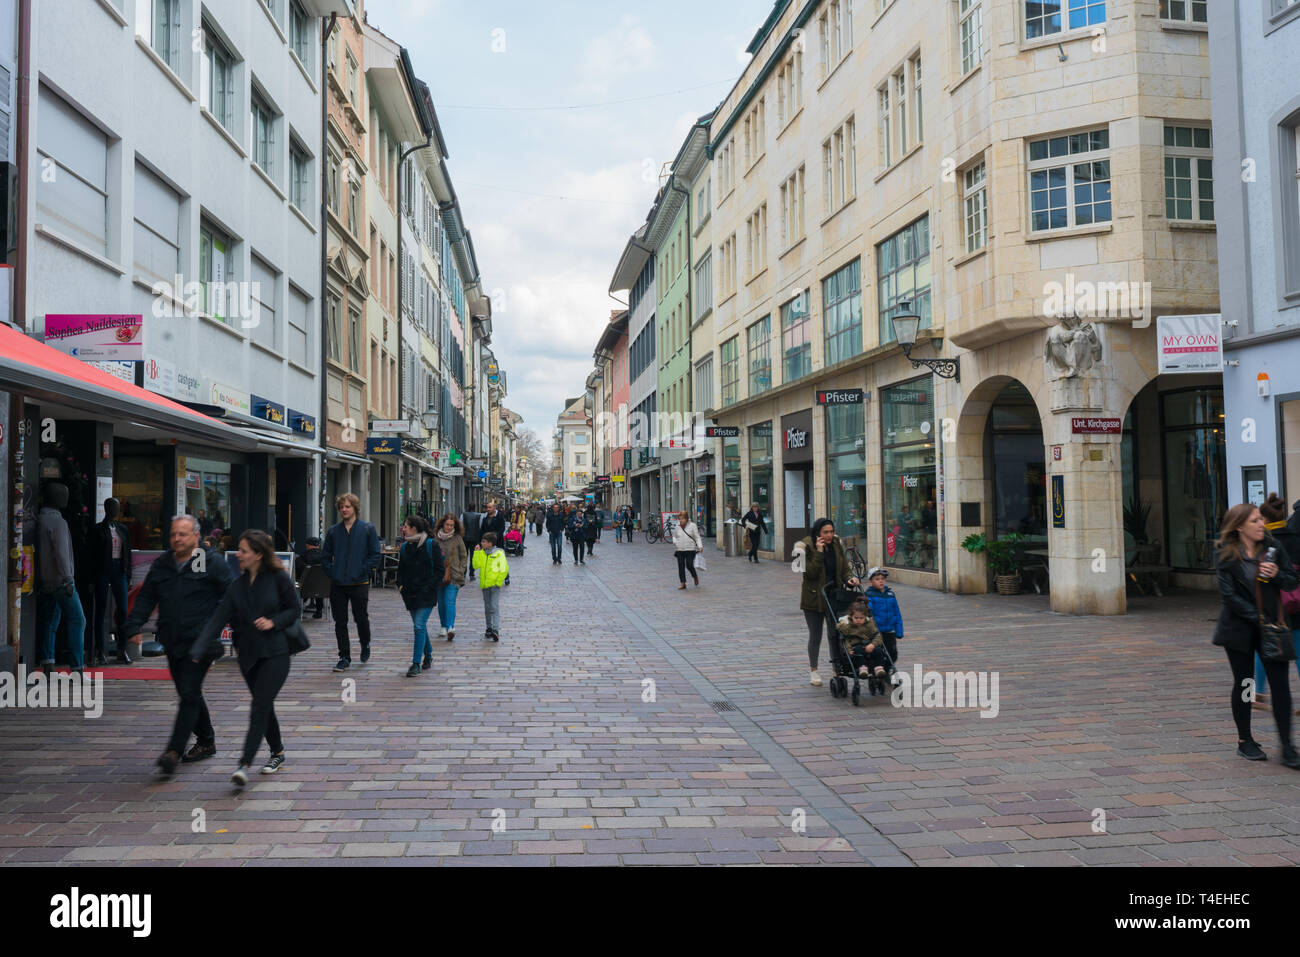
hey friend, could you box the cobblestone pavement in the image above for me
[2,532,1299,867]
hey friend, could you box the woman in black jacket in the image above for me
[742,504,768,563]
[193,529,301,786]
[396,515,445,677]
[1213,503,1300,767]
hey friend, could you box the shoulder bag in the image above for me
[1255,578,1297,663]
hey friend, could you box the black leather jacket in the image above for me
[193,568,300,673]
[124,547,235,652]
[1213,538,1299,654]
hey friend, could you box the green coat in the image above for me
[798,535,851,612]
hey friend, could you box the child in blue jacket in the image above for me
[865,567,903,670]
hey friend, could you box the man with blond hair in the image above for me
[321,492,381,672]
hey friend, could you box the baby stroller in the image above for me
[503,527,525,557]
[822,582,898,706]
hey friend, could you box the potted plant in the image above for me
[961,532,1028,595]
[1123,494,1160,564]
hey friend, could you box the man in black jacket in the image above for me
[89,498,133,666]
[545,503,566,564]
[583,505,600,557]
[124,515,235,774]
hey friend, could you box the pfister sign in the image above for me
[1158,314,1223,374]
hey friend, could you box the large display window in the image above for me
[882,378,937,571]
[827,403,866,540]
[749,422,774,550]
[1161,387,1226,571]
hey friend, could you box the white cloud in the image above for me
[575,15,658,95]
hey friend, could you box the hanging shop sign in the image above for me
[611,475,625,484]
[1070,417,1121,434]
[706,426,741,438]
[1157,314,1223,375]
[370,419,413,435]
[816,389,865,405]
[251,395,286,427]
[366,436,402,456]
[288,409,316,437]
[44,314,143,361]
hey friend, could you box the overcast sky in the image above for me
[366,0,775,445]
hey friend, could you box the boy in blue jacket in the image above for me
[865,567,903,672]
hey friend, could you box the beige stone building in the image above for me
[701,0,1220,614]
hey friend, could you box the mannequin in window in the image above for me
[36,483,86,675]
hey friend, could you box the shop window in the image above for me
[1282,398,1300,506]
[749,423,774,551]
[1161,388,1227,571]
[724,436,742,520]
[827,403,866,540]
[115,453,167,549]
[882,378,938,570]
[988,381,1046,545]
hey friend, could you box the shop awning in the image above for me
[326,448,371,466]
[0,322,258,450]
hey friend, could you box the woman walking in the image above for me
[193,530,300,786]
[670,510,704,590]
[623,506,635,543]
[566,508,588,565]
[433,513,467,641]
[742,503,769,563]
[1213,503,1300,766]
[792,518,859,687]
[396,515,445,676]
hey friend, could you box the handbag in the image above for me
[1255,578,1297,663]
[283,619,311,655]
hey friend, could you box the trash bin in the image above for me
[723,520,743,557]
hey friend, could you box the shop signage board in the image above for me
[705,426,740,438]
[784,427,809,450]
[89,360,136,383]
[288,409,316,436]
[209,381,251,416]
[370,419,412,434]
[144,354,202,402]
[611,475,625,484]
[366,436,402,455]
[45,314,143,361]
[251,395,286,427]
[596,475,610,483]
[1070,417,1121,434]
[1051,475,1066,528]
[816,389,864,405]
[1157,314,1223,374]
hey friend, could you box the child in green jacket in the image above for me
[471,532,510,641]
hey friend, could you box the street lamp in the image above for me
[890,301,960,381]
[421,405,440,433]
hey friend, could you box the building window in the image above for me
[719,137,735,198]
[1273,0,1300,14]
[327,292,342,362]
[1159,0,1207,22]
[1028,128,1111,231]
[749,423,774,550]
[199,219,234,322]
[288,285,310,368]
[882,56,921,165]
[327,150,341,216]
[1026,0,1106,38]
[249,255,278,350]
[781,292,812,384]
[777,49,803,128]
[694,252,713,320]
[828,402,867,541]
[747,316,772,396]
[743,98,766,170]
[696,177,711,221]
[746,203,768,277]
[290,138,311,211]
[877,87,891,169]
[348,177,361,236]
[133,163,181,286]
[251,88,276,178]
[823,117,856,214]
[720,336,740,407]
[882,378,938,571]
[780,165,806,248]
[348,306,362,372]
[1164,124,1214,222]
[201,21,235,131]
[823,259,862,366]
[878,215,932,343]
[719,233,738,299]
[289,0,313,67]
[346,50,359,109]
[964,160,988,253]
[36,87,109,255]
[959,0,984,74]
[818,0,853,76]
[695,356,714,411]
[137,0,182,73]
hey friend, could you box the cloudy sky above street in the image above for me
[367,0,774,444]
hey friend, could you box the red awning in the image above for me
[0,323,258,449]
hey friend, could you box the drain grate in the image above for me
[710,700,738,713]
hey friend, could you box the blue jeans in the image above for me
[438,583,460,631]
[39,587,87,669]
[549,532,563,561]
[615,525,623,542]
[410,605,434,664]
[1255,643,1300,695]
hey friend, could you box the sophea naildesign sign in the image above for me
[49,888,151,937]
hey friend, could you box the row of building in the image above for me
[0,0,528,671]
[561,0,1300,616]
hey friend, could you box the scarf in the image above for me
[436,528,454,541]
[405,532,428,549]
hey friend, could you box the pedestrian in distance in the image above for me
[126,515,235,775]
[321,493,381,673]
[1212,503,1300,767]
[566,508,588,564]
[584,504,600,557]
[471,532,509,641]
[742,503,769,564]
[89,497,133,666]
[193,530,301,786]
[396,515,445,677]
[546,503,566,565]
[792,518,859,687]
[864,567,903,673]
[623,506,635,543]
[1251,493,1300,713]
[433,513,468,640]
[670,510,704,590]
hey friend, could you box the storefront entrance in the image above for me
[781,409,814,559]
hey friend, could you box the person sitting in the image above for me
[837,599,888,681]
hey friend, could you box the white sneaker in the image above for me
[438,627,448,638]
[809,670,823,687]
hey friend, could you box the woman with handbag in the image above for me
[1213,503,1300,766]
[192,529,303,786]
[742,504,768,563]
[670,510,704,590]
[397,515,445,676]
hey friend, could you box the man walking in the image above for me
[321,493,381,672]
[125,515,235,774]
[545,503,565,565]
[461,507,482,581]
